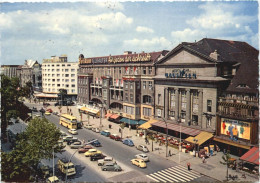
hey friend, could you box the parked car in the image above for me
[131,158,147,168]
[68,129,78,135]
[62,135,73,142]
[45,111,51,115]
[101,163,122,171]
[60,132,67,139]
[54,102,60,106]
[122,138,134,146]
[90,153,106,161]
[91,127,100,133]
[88,139,101,147]
[46,108,53,113]
[98,157,116,166]
[58,140,66,149]
[135,154,149,162]
[69,141,83,149]
[109,134,121,141]
[84,149,102,157]
[84,124,93,130]
[39,108,45,113]
[136,144,149,153]
[67,138,79,145]
[78,145,93,154]
[101,130,111,137]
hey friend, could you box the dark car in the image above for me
[39,108,45,114]
[88,139,101,147]
[54,102,59,106]
[67,138,80,145]
[32,107,38,112]
[90,153,106,161]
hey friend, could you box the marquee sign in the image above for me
[79,53,152,65]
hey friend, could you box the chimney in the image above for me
[209,50,220,60]
[124,51,132,55]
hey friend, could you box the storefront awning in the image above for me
[109,114,120,120]
[139,119,159,129]
[239,147,259,165]
[120,118,146,125]
[152,121,201,136]
[213,137,251,150]
[185,131,213,146]
[105,113,113,118]
[80,106,99,115]
[34,93,58,98]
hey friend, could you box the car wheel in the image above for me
[115,169,119,172]
[98,163,102,166]
[103,168,107,171]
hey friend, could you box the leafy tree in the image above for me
[119,123,126,138]
[1,75,26,133]
[148,134,155,151]
[1,117,62,182]
[220,150,232,181]
[22,81,33,100]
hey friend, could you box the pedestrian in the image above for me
[169,149,171,156]
[202,156,206,163]
[187,162,191,170]
[119,128,121,133]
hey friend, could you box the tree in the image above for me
[119,123,126,139]
[148,134,155,151]
[1,75,26,134]
[22,81,33,101]
[1,117,62,182]
[220,150,232,181]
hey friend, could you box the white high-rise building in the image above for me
[42,55,78,101]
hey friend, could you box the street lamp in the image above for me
[156,116,168,158]
[65,139,97,182]
[99,103,103,130]
[177,117,181,163]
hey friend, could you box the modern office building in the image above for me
[41,55,78,101]
[78,50,168,121]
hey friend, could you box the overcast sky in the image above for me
[0,1,258,65]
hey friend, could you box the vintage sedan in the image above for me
[84,149,102,157]
[68,129,78,135]
[109,134,121,141]
[78,145,93,153]
[131,158,147,168]
[135,154,149,162]
[101,163,122,172]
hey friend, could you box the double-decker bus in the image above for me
[59,114,82,129]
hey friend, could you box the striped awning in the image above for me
[120,118,146,125]
[139,119,159,129]
[152,121,201,136]
[105,113,113,118]
[240,147,259,165]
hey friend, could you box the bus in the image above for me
[59,114,82,129]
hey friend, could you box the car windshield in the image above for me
[65,165,75,169]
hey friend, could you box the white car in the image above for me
[92,127,100,133]
[135,154,149,162]
[68,129,78,135]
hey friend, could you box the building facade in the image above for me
[42,55,78,101]
[1,65,20,78]
[153,38,258,155]
[20,60,42,91]
[78,51,168,120]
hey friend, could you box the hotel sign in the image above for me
[80,53,152,65]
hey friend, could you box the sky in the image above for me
[0,1,258,65]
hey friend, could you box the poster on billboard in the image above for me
[220,118,251,140]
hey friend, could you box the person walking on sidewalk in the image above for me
[169,149,171,156]
[187,162,191,171]
[202,156,206,163]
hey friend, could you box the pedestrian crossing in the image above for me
[146,165,202,182]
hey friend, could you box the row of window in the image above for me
[43,79,76,82]
[43,83,76,87]
[123,106,152,116]
[43,73,76,77]
[91,66,153,76]
[43,68,76,72]
[42,64,73,67]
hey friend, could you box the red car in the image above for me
[109,134,121,141]
[78,145,93,153]
[46,108,53,113]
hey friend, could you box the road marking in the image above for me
[161,169,187,182]
[156,171,179,182]
[163,169,190,181]
[146,175,160,182]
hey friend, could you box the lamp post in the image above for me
[52,147,55,179]
[177,117,181,163]
[99,103,103,130]
[65,139,97,182]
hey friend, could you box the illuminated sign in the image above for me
[79,53,152,65]
[220,118,251,140]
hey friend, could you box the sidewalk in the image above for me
[47,104,259,182]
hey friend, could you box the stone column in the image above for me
[175,88,179,120]
[198,89,203,129]
[185,89,191,125]
[165,87,169,119]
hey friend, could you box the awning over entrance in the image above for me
[120,118,146,125]
[139,119,159,129]
[185,131,213,146]
[213,137,251,150]
[80,106,100,115]
[34,93,58,98]
[105,113,113,118]
[239,147,259,165]
[109,114,120,120]
[152,121,201,136]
